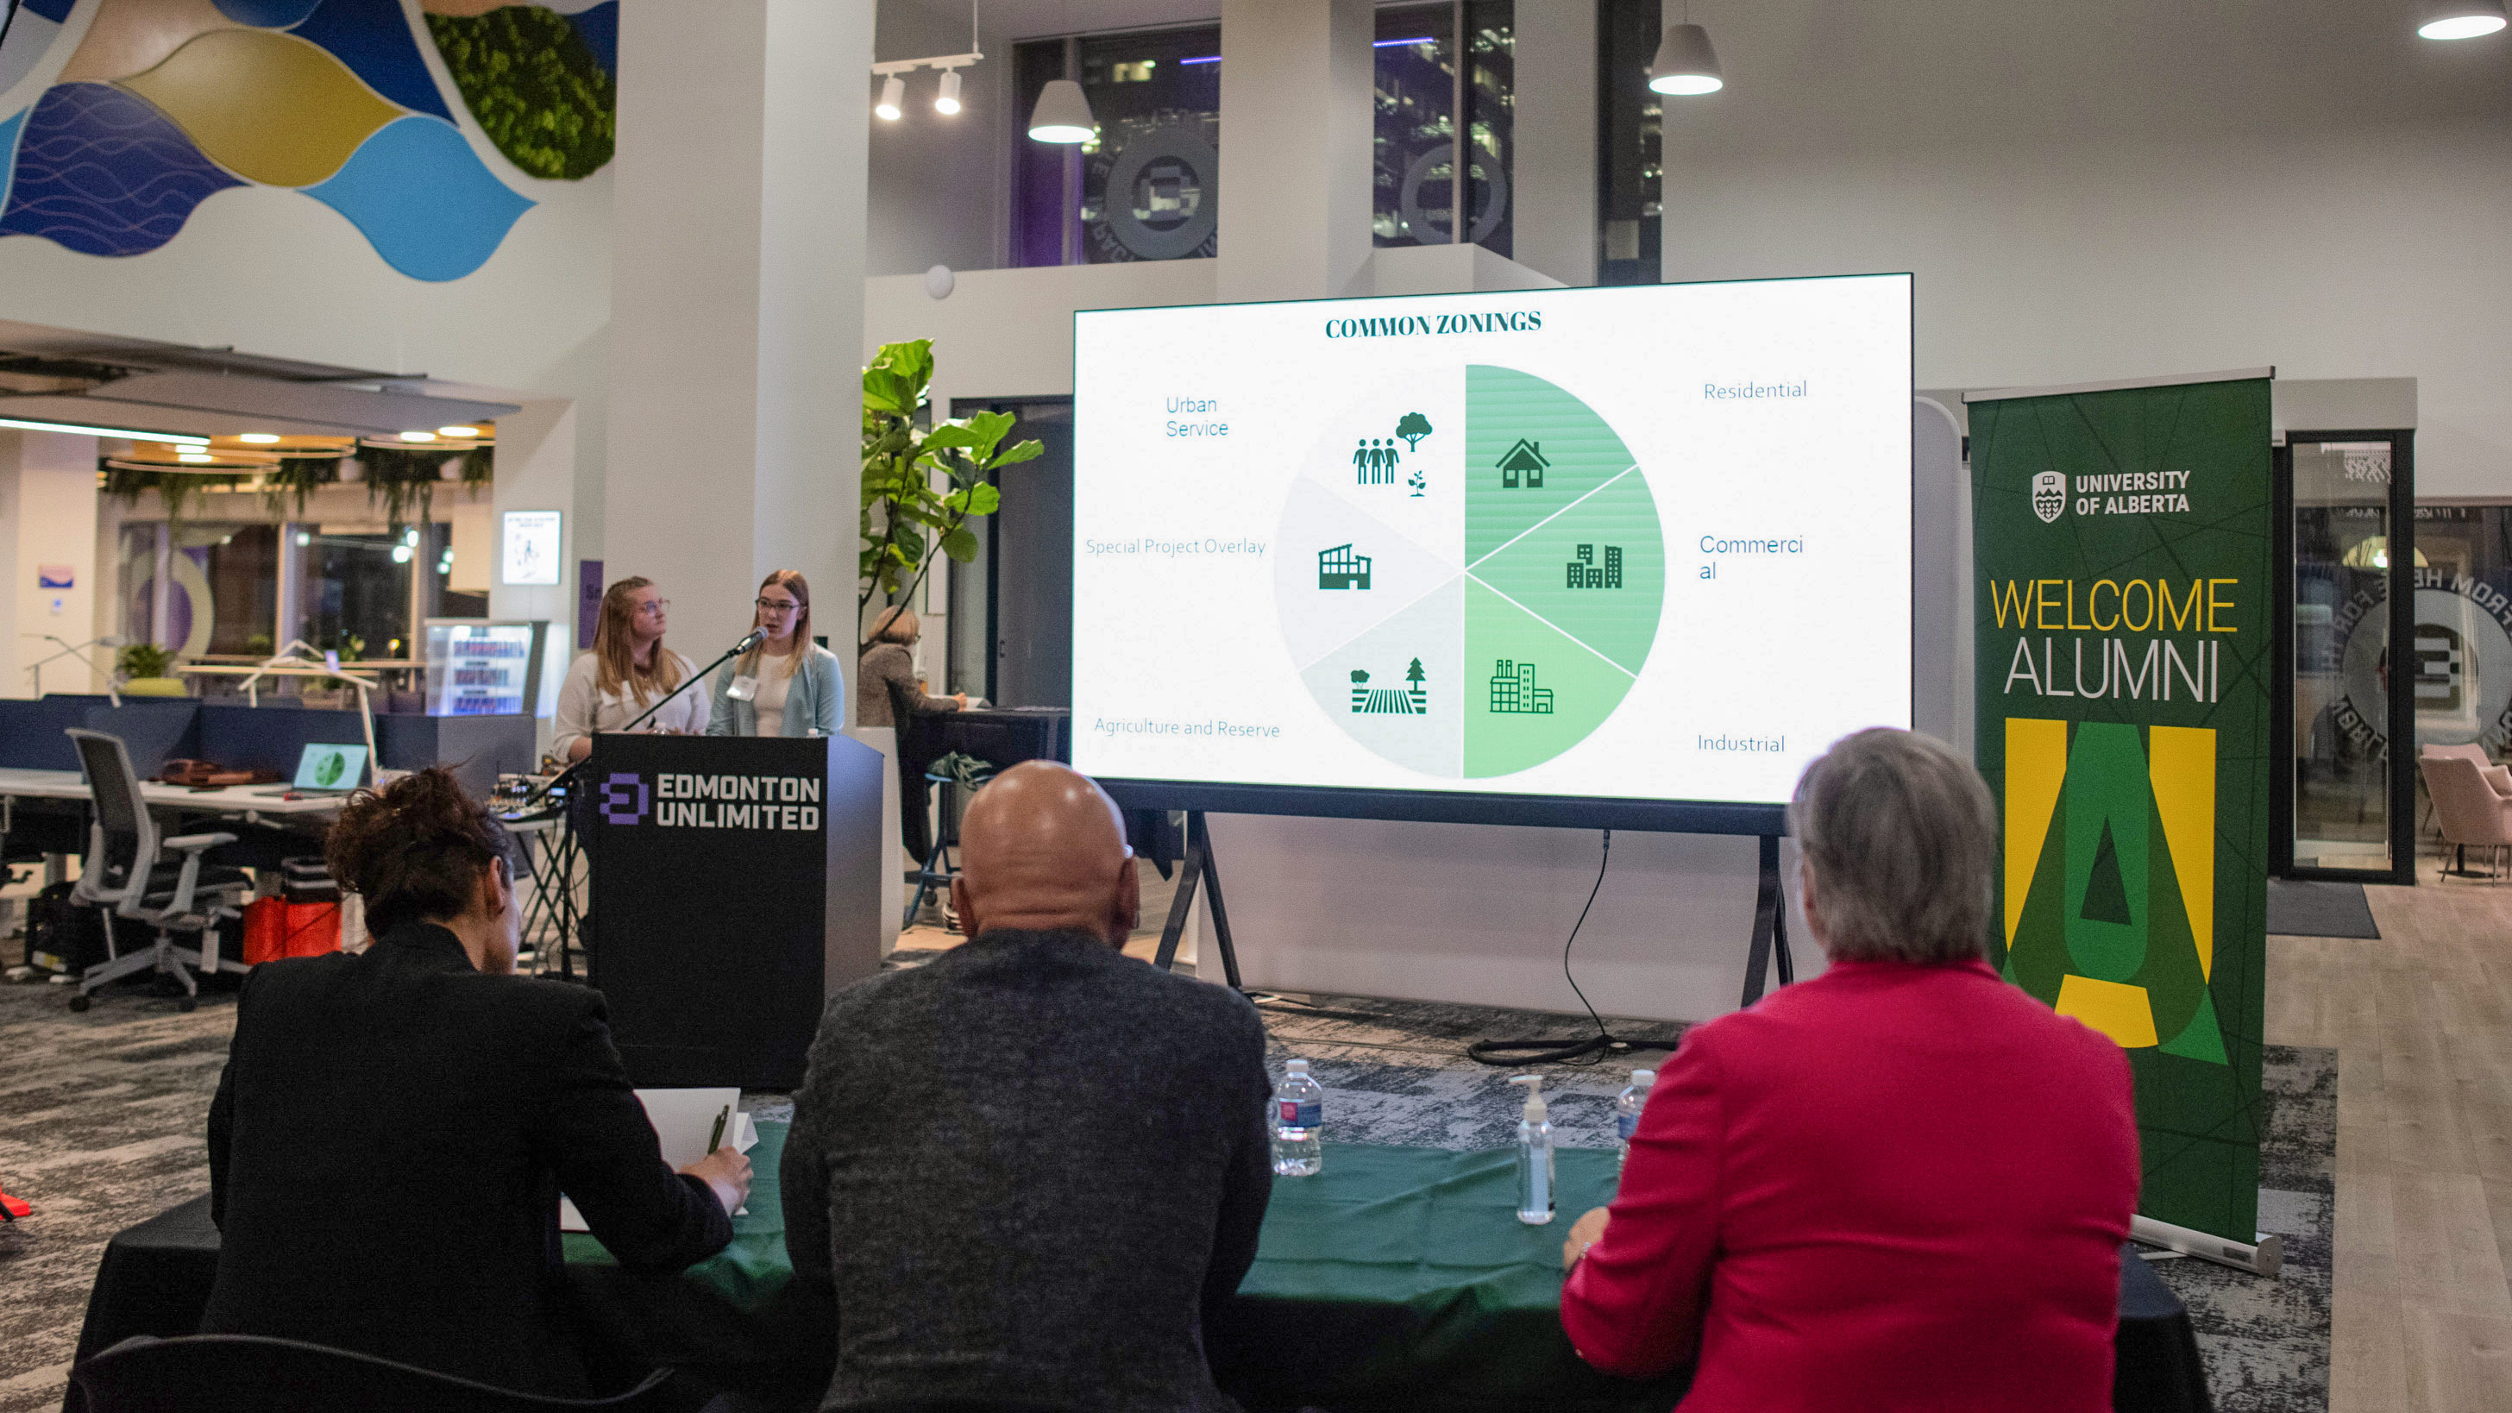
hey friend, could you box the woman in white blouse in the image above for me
[705,569,843,739]
[550,577,709,761]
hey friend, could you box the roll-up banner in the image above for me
[1969,370,2273,1243]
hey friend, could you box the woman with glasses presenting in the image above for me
[551,577,708,762]
[707,569,844,738]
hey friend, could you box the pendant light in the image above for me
[875,74,905,121]
[1649,22,1723,95]
[1028,78,1096,143]
[2418,0,2507,38]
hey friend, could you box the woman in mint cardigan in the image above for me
[706,570,845,737]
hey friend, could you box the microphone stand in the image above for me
[510,631,765,979]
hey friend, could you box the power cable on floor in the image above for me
[1467,829,1646,1067]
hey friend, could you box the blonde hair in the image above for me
[869,604,919,646]
[738,569,814,676]
[591,577,684,703]
[1789,728,1997,965]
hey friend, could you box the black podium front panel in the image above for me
[583,733,883,1089]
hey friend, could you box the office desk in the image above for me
[0,769,345,819]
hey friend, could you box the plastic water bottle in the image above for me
[1615,1068,1657,1168]
[1271,1059,1324,1177]
[1510,1075,1555,1225]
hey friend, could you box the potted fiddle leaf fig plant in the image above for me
[859,338,1042,646]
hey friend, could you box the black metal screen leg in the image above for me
[1196,816,1245,991]
[1153,814,1206,971]
[1742,833,1784,1007]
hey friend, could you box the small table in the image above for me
[69,1126,2209,1413]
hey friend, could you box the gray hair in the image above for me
[1788,727,1997,965]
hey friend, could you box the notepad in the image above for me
[559,1087,757,1231]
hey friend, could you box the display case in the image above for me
[421,619,551,717]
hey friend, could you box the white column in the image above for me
[1216,0,1376,304]
[606,0,871,720]
[1509,0,1597,288]
[0,430,103,697]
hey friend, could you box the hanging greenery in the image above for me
[99,444,489,532]
[258,456,343,518]
[101,463,249,529]
[356,444,494,531]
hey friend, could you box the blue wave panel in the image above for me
[567,1,619,75]
[0,83,243,257]
[304,114,532,281]
[0,109,24,216]
[21,0,77,22]
[214,0,326,24]
[290,0,454,121]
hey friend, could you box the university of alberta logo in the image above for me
[2032,470,2067,524]
[599,772,650,826]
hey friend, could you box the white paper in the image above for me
[560,1088,755,1232]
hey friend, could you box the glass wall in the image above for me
[1596,0,1662,285]
[295,527,418,659]
[1372,1,1515,255]
[2409,504,2512,761]
[2286,438,2411,878]
[119,522,282,659]
[1012,27,1221,266]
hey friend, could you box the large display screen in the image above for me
[1071,274,1913,832]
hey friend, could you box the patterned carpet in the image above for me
[0,966,2331,1413]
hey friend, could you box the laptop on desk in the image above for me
[287,743,369,795]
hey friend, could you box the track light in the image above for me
[1649,23,1723,95]
[2419,0,2507,38]
[1028,78,1095,143]
[935,69,963,115]
[876,74,905,121]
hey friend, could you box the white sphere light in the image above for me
[2419,0,2507,37]
[1648,23,1724,95]
[924,264,956,300]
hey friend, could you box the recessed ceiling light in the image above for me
[177,452,216,463]
[238,432,281,444]
[437,426,481,437]
[2420,0,2507,38]
[399,430,438,442]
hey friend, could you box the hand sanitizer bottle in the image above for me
[1509,1075,1556,1225]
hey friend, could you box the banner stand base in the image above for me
[2131,1213,2283,1277]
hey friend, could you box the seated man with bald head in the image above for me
[781,762,1274,1413]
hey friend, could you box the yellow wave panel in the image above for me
[58,0,236,85]
[2148,726,2216,981]
[2003,717,2069,945]
[119,30,403,188]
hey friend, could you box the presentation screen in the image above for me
[1071,274,1913,834]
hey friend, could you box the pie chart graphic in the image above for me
[1273,365,1665,778]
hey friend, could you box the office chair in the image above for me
[65,729,253,1013]
[66,1334,679,1413]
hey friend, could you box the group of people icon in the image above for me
[1354,438,1401,486]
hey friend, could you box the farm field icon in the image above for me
[1497,438,1549,488]
[1318,543,1373,590]
[1350,659,1429,714]
[1488,659,1554,714]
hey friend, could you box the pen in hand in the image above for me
[708,1104,730,1155]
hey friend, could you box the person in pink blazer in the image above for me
[1559,728,2140,1412]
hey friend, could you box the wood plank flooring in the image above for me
[2276,877,2512,1413]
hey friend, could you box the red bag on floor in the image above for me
[241,897,288,966]
[283,902,342,958]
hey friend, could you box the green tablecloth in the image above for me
[559,1122,1680,1412]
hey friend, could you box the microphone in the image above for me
[732,628,767,654]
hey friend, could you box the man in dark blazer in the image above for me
[204,768,748,1396]
[782,762,1273,1413]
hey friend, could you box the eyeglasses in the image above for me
[634,600,671,616]
[755,598,802,612]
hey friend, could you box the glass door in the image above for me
[2276,432,2416,882]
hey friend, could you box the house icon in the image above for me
[1497,438,1550,489]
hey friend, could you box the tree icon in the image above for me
[1405,658,1425,686]
[1351,669,1370,684]
[1395,412,1433,452]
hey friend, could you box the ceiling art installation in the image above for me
[0,0,617,280]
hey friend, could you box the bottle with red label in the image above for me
[1269,1058,1324,1176]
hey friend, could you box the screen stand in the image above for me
[1740,833,1796,1007]
[1152,811,1245,991]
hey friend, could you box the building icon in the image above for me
[1564,544,1625,589]
[1318,543,1373,590]
[1497,438,1549,489]
[1488,659,1554,714]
